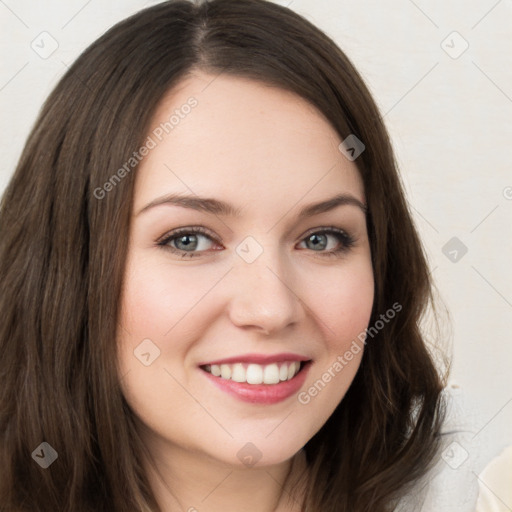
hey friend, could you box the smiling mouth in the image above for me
[200,360,310,385]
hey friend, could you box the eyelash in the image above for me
[156,226,356,259]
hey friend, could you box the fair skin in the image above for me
[117,71,374,512]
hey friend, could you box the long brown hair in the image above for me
[0,1,446,510]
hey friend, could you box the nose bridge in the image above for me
[228,235,302,333]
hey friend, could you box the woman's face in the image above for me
[117,71,374,468]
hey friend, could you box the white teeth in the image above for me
[246,364,263,384]
[220,364,232,379]
[263,363,280,384]
[287,361,297,380]
[231,363,246,382]
[279,364,288,381]
[203,361,302,385]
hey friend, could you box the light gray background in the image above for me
[1,0,511,487]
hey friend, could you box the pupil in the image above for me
[309,234,326,250]
[178,235,196,250]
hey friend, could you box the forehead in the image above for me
[133,71,365,214]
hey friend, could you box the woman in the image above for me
[0,1,448,510]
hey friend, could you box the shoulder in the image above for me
[394,385,482,511]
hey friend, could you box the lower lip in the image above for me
[200,362,312,404]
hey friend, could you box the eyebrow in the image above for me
[136,192,367,218]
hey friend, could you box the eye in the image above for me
[156,225,356,258]
[297,227,355,257]
[157,226,219,258]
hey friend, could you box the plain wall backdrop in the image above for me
[1,0,511,482]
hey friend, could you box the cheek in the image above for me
[317,258,375,350]
[119,255,212,337]
[117,255,189,384]
[116,253,227,391]
[116,255,210,437]
[296,258,373,425]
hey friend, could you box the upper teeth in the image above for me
[203,361,302,385]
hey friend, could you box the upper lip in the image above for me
[198,352,312,366]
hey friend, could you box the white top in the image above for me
[394,385,484,511]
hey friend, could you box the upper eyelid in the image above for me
[300,225,350,238]
[156,226,214,242]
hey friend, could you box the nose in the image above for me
[227,244,304,335]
